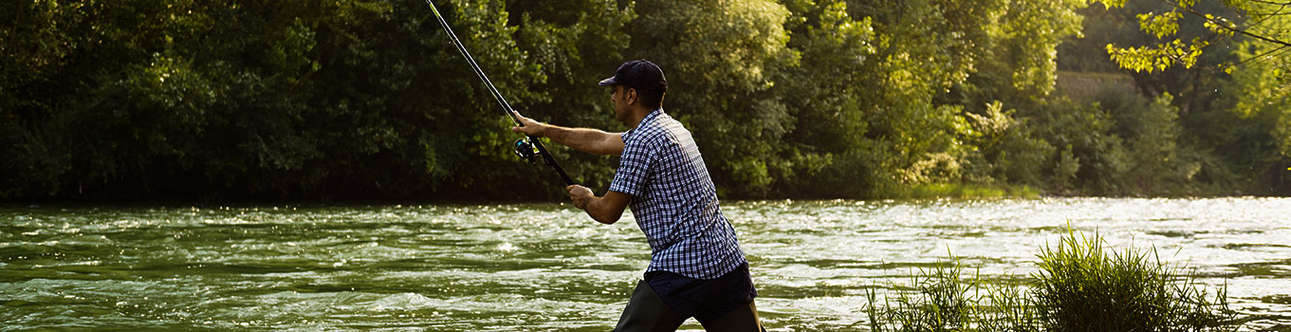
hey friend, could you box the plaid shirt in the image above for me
[609,108,747,279]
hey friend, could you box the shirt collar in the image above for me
[638,108,664,128]
[624,108,664,140]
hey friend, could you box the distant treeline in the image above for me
[3,0,1288,202]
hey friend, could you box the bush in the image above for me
[1024,97,1130,195]
[865,230,1237,331]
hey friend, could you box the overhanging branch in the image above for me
[1161,0,1291,48]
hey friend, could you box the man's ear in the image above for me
[626,88,639,106]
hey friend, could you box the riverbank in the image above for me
[892,183,1042,200]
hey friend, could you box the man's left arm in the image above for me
[567,185,630,224]
[511,112,625,155]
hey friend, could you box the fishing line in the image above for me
[423,0,575,186]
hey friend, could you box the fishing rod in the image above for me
[422,0,574,186]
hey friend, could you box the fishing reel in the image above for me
[513,138,539,163]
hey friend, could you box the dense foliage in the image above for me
[2,0,1287,201]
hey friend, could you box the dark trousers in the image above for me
[612,280,765,332]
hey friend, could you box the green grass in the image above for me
[894,183,1041,200]
[865,230,1237,331]
[864,254,984,331]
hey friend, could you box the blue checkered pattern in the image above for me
[609,109,747,279]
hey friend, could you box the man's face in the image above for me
[610,85,631,123]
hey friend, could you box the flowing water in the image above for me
[2,198,1289,331]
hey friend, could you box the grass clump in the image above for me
[865,256,982,331]
[1033,231,1235,331]
[865,230,1237,331]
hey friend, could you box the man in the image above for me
[511,60,764,331]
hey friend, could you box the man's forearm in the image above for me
[540,125,621,155]
[583,195,624,224]
[568,186,629,225]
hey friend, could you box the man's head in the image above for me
[599,60,667,123]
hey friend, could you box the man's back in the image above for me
[609,108,746,280]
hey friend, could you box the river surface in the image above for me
[1,198,1289,331]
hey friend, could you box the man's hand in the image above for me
[567,185,594,209]
[567,186,630,225]
[511,112,548,137]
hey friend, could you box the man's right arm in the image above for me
[511,113,625,155]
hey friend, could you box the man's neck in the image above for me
[624,107,654,128]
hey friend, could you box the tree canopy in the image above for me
[1,0,1287,201]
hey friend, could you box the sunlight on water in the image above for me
[1,198,1289,330]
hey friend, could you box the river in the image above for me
[1,198,1288,330]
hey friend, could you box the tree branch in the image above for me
[1166,1,1291,48]
[1238,44,1290,65]
[1248,0,1291,6]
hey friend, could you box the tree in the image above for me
[629,0,797,197]
[1093,0,1291,193]
[505,0,635,194]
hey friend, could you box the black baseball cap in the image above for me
[598,60,667,93]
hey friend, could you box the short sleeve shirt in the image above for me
[609,108,747,279]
